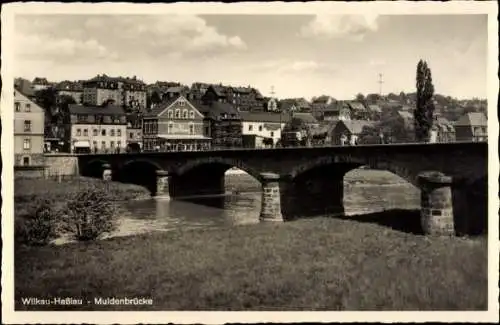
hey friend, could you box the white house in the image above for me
[239,111,291,148]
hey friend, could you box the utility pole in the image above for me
[270,85,275,97]
[378,73,384,96]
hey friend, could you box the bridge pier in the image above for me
[260,172,283,222]
[154,170,171,200]
[418,172,455,236]
[280,168,346,220]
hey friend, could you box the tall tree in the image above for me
[414,60,435,142]
[355,93,365,102]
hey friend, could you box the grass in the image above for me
[15,214,487,311]
[15,177,151,207]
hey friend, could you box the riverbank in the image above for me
[15,215,487,311]
[14,177,151,205]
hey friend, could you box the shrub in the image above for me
[61,187,118,241]
[15,198,59,246]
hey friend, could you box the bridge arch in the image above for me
[288,155,420,187]
[81,159,110,178]
[174,157,263,182]
[115,159,163,194]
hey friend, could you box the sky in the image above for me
[13,13,488,100]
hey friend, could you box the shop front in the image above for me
[157,134,211,152]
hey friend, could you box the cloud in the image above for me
[254,59,339,76]
[299,14,379,41]
[14,14,247,63]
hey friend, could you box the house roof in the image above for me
[312,95,333,104]
[455,112,487,127]
[368,104,381,112]
[279,99,297,111]
[144,96,182,117]
[165,86,188,93]
[347,101,367,111]
[14,78,35,97]
[338,120,375,135]
[239,111,291,123]
[292,112,318,124]
[55,80,84,92]
[68,104,126,115]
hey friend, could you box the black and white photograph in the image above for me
[1,1,498,324]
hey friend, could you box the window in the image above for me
[129,132,134,139]
[110,141,115,148]
[175,109,180,119]
[23,156,30,166]
[189,111,195,118]
[24,120,31,132]
[77,128,82,136]
[25,103,31,112]
[167,110,173,118]
[117,141,121,148]
[101,141,106,148]
[93,141,98,149]
[117,129,121,137]
[258,125,263,132]
[23,139,31,150]
[189,124,194,135]
[249,125,253,131]
[101,129,106,136]
[93,129,98,136]
[110,129,115,137]
[168,123,174,133]
[83,129,88,136]
[15,102,20,112]
[183,110,188,119]
[270,131,274,137]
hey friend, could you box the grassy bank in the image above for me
[15,215,487,311]
[15,177,151,206]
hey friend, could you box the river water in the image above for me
[97,169,421,240]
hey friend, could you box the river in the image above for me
[95,169,421,240]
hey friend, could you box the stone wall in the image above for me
[14,166,46,179]
[44,154,79,177]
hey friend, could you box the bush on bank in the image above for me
[59,187,118,241]
[15,179,124,245]
[15,198,60,246]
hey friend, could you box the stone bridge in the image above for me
[76,142,488,236]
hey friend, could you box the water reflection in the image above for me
[107,171,421,240]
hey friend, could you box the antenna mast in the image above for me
[270,85,275,97]
[378,73,384,96]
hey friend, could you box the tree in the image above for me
[355,93,365,102]
[366,93,381,104]
[414,60,435,142]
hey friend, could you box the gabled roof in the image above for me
[205,102,241,120]
[68,104,126,115]
[347,101,367,111]
[239,111,291,123]
[279,99,297,111]
[367,104,382,112]
[14,78,35,97]
[455,112,487,127]
[292,112,318,124]
[337,120,375,135]
[144,95,187,117]
[165,86,189,93]
[14,90,44,112]
[312,95,333,104]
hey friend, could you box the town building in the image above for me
[14,78,36,98]
[31,77,52,91]
[454,112,488,142]
[82,74,147,110]
[264,97,279,112]
[55,80,84,104]
[162,86,190,101]
[196,101,243,149]
[321,101,351,121]
[14,90,46,175]
[189,82,212,102]
[142,95,211,152]
[202,84,265,111]
[346,101,371,120]
[429,117,456,143]
[239,111,291,148]
[66,104,128,153]
[291,112,320,129]
[126,113,143,152]
[311,95,336,119]
[278,99,299,113]
[330,120,375,146]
